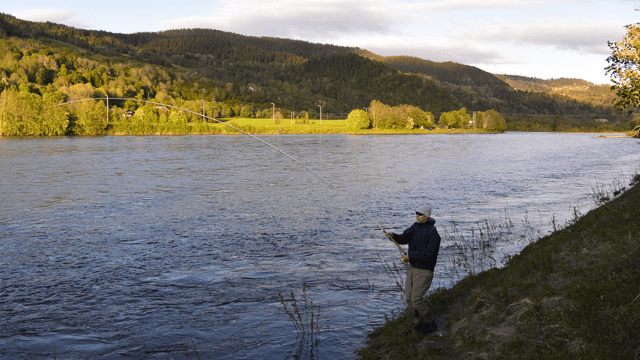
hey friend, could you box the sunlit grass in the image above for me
[104,116,500,136]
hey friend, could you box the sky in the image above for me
[4,0,640,84]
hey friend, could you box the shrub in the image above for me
[346,109,370,129]
[482,109,506,132]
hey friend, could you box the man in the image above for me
[385,204,441,334]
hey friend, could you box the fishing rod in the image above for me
[55,97,407,256]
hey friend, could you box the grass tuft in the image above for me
[278,283,321,341]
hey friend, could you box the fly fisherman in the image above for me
[385,205,441,335]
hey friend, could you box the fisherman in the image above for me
[385,204,441,335]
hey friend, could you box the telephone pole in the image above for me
[106,95,109,123]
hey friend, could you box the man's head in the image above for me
[415,205,432,223]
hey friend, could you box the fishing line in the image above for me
[55,97,407,255]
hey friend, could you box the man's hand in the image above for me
[401,254,409,264]
[384,231,394,241]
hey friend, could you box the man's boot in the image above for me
[414,321,437,335]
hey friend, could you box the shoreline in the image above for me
[357,173,640,359]
[1,129,636,138]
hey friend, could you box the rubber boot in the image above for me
[415,321,437,335]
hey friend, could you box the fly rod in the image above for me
[55,97,407,256]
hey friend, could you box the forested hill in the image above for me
[0,13,462,117]
[0,14,356,61]
[495,74,616,108]
[156,29,357,59]
[357,50,509,89]
[0,12,629,127]
[356,51,626,121]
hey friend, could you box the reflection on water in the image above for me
[0,133,638,359]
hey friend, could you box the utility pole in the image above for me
[1,90,5,135]
[202,99,205,122]
[106,95,109,124]
[373,105,376,128]
[318,105,322,125]
[473,111,476,130]
[271,102,275,125]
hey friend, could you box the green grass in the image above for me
[357,174,640,359]
[101,117,499,136]
[208,118,495,135]
[8,114,503,137]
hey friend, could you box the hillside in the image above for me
[359,174,640,359]
[358,52,621,115]
[0,14,459,117]
[496,74,617,108]
[357,50,509,89]
[0,13,635,135]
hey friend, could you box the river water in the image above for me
[0,133,638,359]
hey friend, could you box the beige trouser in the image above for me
[405,264,434,325]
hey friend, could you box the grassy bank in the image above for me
[358,174,640,359]
[102,117,502,136]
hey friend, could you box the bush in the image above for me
[295,110,310,124]
[346,109,370,129]
[482,109,506,132]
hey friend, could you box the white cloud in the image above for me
[456,18,627,55]
[158,0,566,66]
[160,0,554,40]
[400,0,548,12]
[161,0,398,40]
[12,9,94,29]
[344,34,522,65]
[155,0,625,79]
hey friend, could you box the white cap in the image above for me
[416,205,432,218]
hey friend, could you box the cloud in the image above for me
[403,0,547,12]
[161,0,398,40]
[453,17,628,55]
[12,9,94,29]
[160,0,552,40]
[357,36,523,65]
[158,0,618,69]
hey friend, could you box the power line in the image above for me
[498,113,605,117]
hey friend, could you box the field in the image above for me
[201,118,493,135]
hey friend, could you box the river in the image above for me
[0,132,638,359]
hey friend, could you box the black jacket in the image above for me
[392,218,441,271]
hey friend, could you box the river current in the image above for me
[1,133,638,359]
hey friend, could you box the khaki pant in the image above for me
[405,264,434,325]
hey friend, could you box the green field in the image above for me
[194,118,492,136]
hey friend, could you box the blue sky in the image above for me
[5,0,640,84]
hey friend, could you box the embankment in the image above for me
[358,174,640,359]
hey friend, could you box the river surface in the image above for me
[1,133,638,359]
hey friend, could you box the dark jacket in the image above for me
[392,217,441,271]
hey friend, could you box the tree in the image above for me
[239,104,253,118]
[68,100,107,135]
[295,110,309,124]
[482,110,506,132]
[438,111,453,128]
[367,100,387,128]
[606,23,640,111]
[457,108,472,128]
[407,106,433,129]
[346,109,370,129]
[439,109,466,128]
